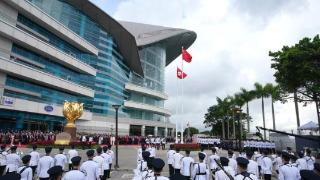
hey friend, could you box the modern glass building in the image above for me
[0,0,196,136]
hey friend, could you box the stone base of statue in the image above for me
[64,125,76,140]
[55,132,71,145]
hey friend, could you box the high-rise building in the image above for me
[0,0,196,136]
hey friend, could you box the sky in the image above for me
[91,0,320,133]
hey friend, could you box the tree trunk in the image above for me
[233,111,236,139]
[227,118,230,139]
[221,119,225,139]
[315,97,320,132]
[262,97,266,139]
[246,101,250,133]
[271,98,276,130]
[294,91,301,134]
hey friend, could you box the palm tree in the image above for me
[232,93,245,138]
[264,83,280,130]
[254,82,270,139]
[239,88,255,132]
[216,97,226,139]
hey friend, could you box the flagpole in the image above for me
[175,63,179,143]
[181,46,184,144]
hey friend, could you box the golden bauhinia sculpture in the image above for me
[63,101,83,128]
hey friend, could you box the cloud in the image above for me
[94,0,320,133]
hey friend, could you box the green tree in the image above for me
[264,83,280,130]
[269,35,320,130]
[254,82,270,139]
[183,127,199,137]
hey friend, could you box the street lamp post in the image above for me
[112,104,121,169]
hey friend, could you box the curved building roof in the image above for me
[67,0,144,76]
[119,21,197,66]
[67,0,196,75]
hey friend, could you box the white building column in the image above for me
[154,126,158,136]
[141,125,145,136]
[165,128,168,137]
[0,72,6,96]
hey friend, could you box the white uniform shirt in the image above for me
[180,156,194,176]
[107,150,114,163]
[234,172,258,180]
[173,152,184,169]
[6,153,22,172]
[37,156,54,178]
[148,147,156,158]
[247,160,259,177]
[0,151,7,166]
[17,166,33,180]
[278,164,300,180]
[62,170,86,180]
[228,158,237,173]
[167,150,176,165]
[208,154,220,170]
[273,156,282,170]
[67,149,78,164]
[304,155,315,170]
[141,169,154,179]
[296,158,308,170]
[29,151,40,166]
[191,163,209,180]
[80,160,100,180]
[54,153,67,170]
[101,153,112,170]
[215,166,235,180]
[261,156,272,175]
[93,155,105,175]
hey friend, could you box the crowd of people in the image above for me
[133,143,319,180]
[0,144,115,180]
[0,131,56,145]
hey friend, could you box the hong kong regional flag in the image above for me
[182,48,192,63]
[177,67,187,79]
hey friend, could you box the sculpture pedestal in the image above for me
[64,126,77,140]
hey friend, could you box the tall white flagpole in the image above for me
[181,47,184,144]
[175,63,179,143]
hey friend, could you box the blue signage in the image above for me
[44,105,53,112]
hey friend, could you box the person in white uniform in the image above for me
[304,148,315,170]
[234,157,258,180]
[173,148,184,174]
[67,145,78,171]
[208,147,220,174]
[261,150,272,180]
[273,151,282,174]
[215,157,235,180]
[0,145,8,175]
[101,146,112,179]
[296,151,308,170]
[37,146,54,180]
[80,149,99,180]
[107,145,114,172]
[5,146,22,173]
[180,150,194,179]
[167,145,175,177]
[29,144,40,177]
[54,147,67,170]
[62,156,85,180]
[246,151,259,177]
[47,165,64,180]
[278,152,299,180]
[192,152,209,180]
[18,155,33,180]
[93,147,105,179]
[146,158,169,180]
[227,150,237,173]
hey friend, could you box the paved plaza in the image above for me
[16,145,281,180]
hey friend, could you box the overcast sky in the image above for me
[91,0,319,133]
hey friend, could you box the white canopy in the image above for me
[298,121,319,131]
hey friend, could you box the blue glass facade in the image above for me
[0,0,169,129]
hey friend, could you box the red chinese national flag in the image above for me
[177,67,187,79]
[182,48,192,63]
